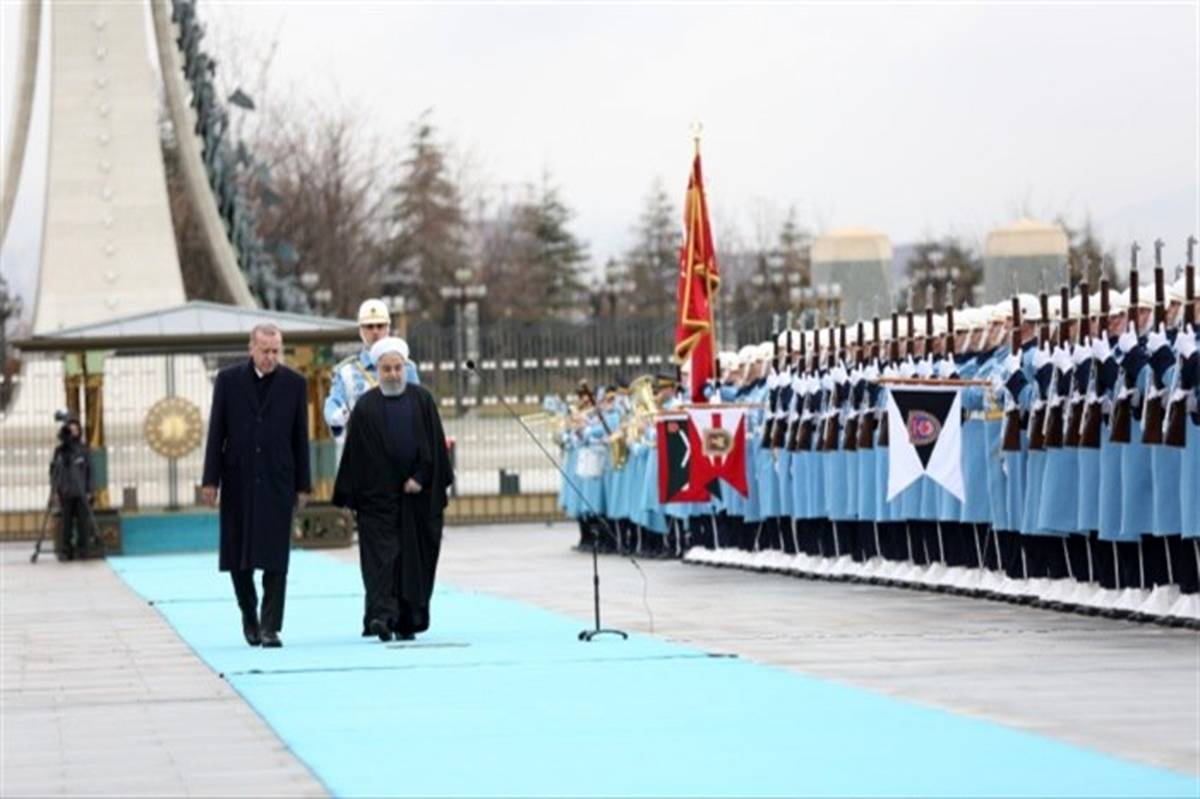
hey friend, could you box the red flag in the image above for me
[685,406,748,497]
[675,146,719,402]
[656,416,712,503]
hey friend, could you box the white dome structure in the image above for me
[810,227,894,319]
[983,218,1068,303]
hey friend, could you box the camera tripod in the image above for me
[30,489,100,564]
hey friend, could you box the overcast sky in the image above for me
[2,1,1198,315]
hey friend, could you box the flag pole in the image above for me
[692,125,719,398]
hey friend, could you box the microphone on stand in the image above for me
[464,359,628,642]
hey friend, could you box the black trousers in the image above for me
[231,569,287,634]
[59,497,92,556]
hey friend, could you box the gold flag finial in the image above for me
[690,120,703,154]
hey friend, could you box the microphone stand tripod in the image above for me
[465,361,627,642]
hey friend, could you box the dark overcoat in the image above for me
[202,361,312,572]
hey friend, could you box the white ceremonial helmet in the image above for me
[1107,290,1129,315]
[989,302,1013,323]
[1017,294,1042,323]
[357,299,391,326]
[1168,277,1187,304]
[736,344,758,365]
[1133,285,1155,311]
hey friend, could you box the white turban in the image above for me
[369,336,410,364]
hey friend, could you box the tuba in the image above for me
[611,375,659,470]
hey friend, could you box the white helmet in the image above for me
[357,299,391,326]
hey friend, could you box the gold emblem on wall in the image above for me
[144,397,203,459]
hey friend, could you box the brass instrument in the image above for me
[611,375,660,469]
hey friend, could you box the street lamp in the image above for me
[0,273,21,394]
[439,268,487,414]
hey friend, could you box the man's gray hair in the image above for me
[249,322,283,343]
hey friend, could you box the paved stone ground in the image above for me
[4,522,1197,796]
[0,543,325,797]
[330,522,1200,778]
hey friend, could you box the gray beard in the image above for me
[380,380,406,397]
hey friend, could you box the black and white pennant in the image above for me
[885,386,964,502]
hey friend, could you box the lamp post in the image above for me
[439,267,487,414]
[0,273,21,397]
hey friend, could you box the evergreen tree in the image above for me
[1056,215,1117,289]
[776,206,811,287]
[386,111,469,323]
[510,176,590,320]
[905,237,984,310]
[625,178,679,320]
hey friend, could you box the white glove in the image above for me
[863,363,880,382]
[915,358,933,378]
[1051,345,1072,373]
[1146,325,1169,355]
[1032,345,1051,371]
[882,364,898,379]
[830,364,849,384]
[820,374,834,392]
[1071,342,1092,366]
[1091,335,1111,362]
[327,405,350,428]
[899,360,916,378]
[990,373,1005,397]
[1004,353,1021,375]
[1178,326,1197,359]
[1117,325,1138,354]
[935,359,957,378]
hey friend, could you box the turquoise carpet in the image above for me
[110,551,1198,798]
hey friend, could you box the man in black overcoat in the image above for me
[333,337,453,642]
[202,323,311,647]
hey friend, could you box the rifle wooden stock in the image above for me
[1043,288,1071,449]
[1164,264,1195,448]
[1001,295,1024,452]
[1141,269,1168,445]
[1065,281,1090,447]
[1080,280,1109,449]
[1027,293,1050,451]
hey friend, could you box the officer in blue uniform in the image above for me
[324,299,420,463]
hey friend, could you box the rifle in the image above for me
[1080,278,1109,448]
[797,327,821,451]
[1141,240,1168,444]
[821,324,847,451]
[1165,235,1197,447]
[858,314,882,449]
[1064,280,1090,447]
[1027,291,1051,451]
[1001,293,1024,452]
[1110,243,1140,443]
[762,316,780,449]
[842,318,866,450]
[879,310,901,448]
[786,323,807,452]
[1044,285,1071,448]
[924,285,935,357]
[770,317,794,450]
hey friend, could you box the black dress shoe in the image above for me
[242,616,261,647]
[368,618,393,642]
[396,631,415,641]
[260,630,282,648]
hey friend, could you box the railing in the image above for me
[0,316,703,525]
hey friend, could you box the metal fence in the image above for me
[0,314,783,519]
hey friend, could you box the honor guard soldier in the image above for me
[324,299,420,462]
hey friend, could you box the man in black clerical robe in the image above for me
[332,337,453,641]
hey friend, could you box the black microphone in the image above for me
[462,357,628,642]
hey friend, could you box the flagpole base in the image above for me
[579,628,629,642]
